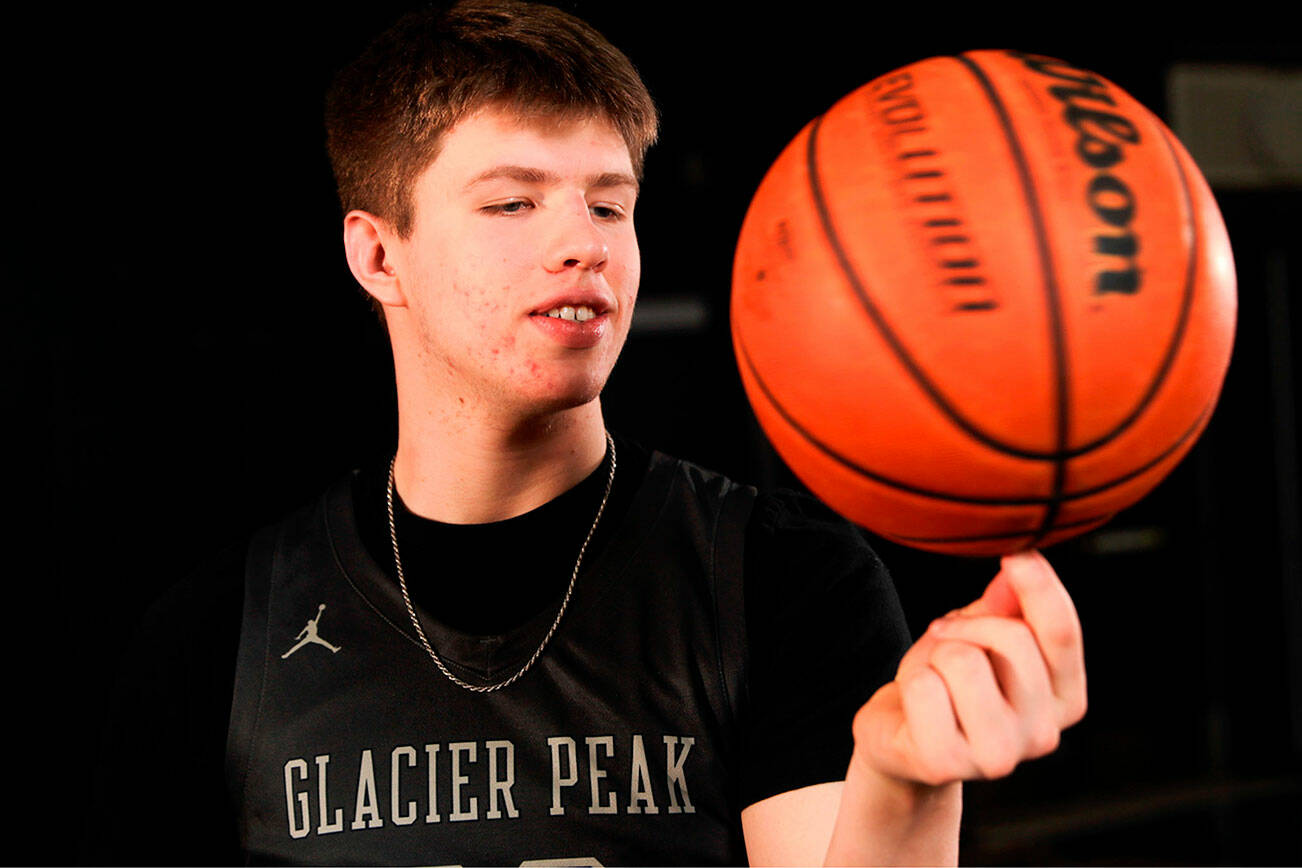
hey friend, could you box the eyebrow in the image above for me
[463,165,639,194]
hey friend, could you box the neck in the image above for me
[392,394,609,525]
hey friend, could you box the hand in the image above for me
[851,550,1087,786]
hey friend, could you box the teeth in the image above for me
[544,305,596,322]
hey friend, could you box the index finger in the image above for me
[998,550,1087,726]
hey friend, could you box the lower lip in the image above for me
[529,313,610,349]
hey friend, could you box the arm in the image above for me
[742,550,1087,865]
[742,775,960,867]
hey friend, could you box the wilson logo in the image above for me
[1010,51,1144,295]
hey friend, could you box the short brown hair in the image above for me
[325,0,659,239]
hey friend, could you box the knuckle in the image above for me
[899,632,937,669]
[1064,690,1088,725]
[898,665,937,701]
[973,749,1018,780]
[971,728,1021,779]
[1028,721,1061,757]
[931,640,985,675]
[1007,618,1037,648]
[1043,622,1081,653]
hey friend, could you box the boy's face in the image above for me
[388,105,641,417]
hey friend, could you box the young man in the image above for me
[89,2,1085,864]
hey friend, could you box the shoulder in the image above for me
[746,486,892,592]
[127,469,348,680]
[639,448,890,589]
[139,470,350,635]
[641,448,904,632]
[750,486,879,546]
[647,447,755,505]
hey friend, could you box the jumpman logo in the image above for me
[282,603,342,659]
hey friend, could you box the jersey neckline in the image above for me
[319,450,684,683]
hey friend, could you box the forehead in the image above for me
[420,106,635,192]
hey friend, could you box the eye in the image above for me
[590,203,627,221]
[482,199,533,215]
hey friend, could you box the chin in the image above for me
[515,372,607,417]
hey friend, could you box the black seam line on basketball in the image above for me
[925,219,961,227]
[1066,124,1202,450]
[953,52,1073,546]
[735,332,1215,506]
[878,531,1038,550]
[806,98,1198,467]
[1015,100,1203,475]
[906,170,945,179]
[889,513,1110,543]
[961,56,1201,466]
[900,150,937,159]
[933,235,970,244]
[1029,461,1069,547]
[805,105,1077,463]
[942,259,979,268]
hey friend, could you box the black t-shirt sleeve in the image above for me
[83,541,246,866]
[739,487,913,809]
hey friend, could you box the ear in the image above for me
[343,210,407,308]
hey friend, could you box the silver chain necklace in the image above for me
[386,432,616,693]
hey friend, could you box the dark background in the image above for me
[19,3,1300,865]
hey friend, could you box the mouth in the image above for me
[536,304,599,323]
[528,301,612,349]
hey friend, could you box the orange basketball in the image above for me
[731,50,1237,556]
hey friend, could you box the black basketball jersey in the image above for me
[226,451,755,866]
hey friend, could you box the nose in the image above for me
[543,203,609,274]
